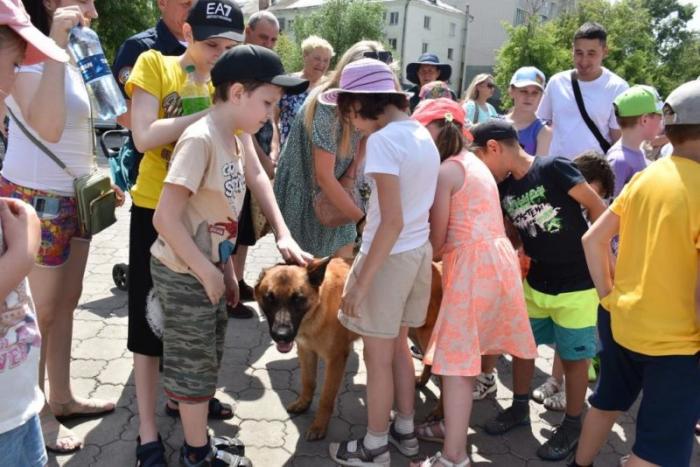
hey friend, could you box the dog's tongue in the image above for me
[276,341,294,353]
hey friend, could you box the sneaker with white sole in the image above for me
[532,377,562,404]
[472,372,497,400]
[388,422,419,457]
[543,390,567,412]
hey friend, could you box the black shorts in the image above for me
[233,188,256,252]
[127,205,162,357]
[589,305,700,467]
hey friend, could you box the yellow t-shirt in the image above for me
[601,156,700,356]
[151,114,247,275]
[125,50,214,209]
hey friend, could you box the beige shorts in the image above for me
[339,242,433,338]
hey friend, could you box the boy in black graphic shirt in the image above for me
[471,120,607,461]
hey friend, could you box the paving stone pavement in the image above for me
[51,199,699,467]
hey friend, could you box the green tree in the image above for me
[494,0,698,103]
[276,33,303,73]
[291,0,385,67]
[93,0,160,63]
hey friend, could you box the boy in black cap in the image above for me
[471,120,607,461]
[150,44,309,467]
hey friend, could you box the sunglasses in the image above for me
[363,51,393,64]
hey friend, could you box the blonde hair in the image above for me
[301,35,335,57]
[304,39,389,157]
[463,73,493,102]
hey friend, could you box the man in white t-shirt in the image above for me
[537,22,628,159]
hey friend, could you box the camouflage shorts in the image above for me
[150,257,227,402]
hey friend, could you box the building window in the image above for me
[389,11,399,25]
[447,48,454,60]
[449,22,456,37]
[424,16,431,30]
[422,42,429,54]
[278,17,286,31]
[514,8,527,26]
[388,38,397,50]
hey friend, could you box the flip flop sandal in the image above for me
[416,419,447,443]
[52,398,116,423]
[166,397,234,420]
[136,435,166,467]
[40,412,82,454]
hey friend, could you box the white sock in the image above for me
[393,411,414,434]
[363,429,388,450]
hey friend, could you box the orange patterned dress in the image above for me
[423,152,537,377]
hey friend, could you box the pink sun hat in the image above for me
[0,0,69,65]
[319,58,412,106]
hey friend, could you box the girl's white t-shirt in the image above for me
[2,63,93,196]
[361,120,440,255]
[0,220,43,435]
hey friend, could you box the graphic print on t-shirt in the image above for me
[502,185,562,238]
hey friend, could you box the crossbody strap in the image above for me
[570,70,611,153]
[7,106,79,179]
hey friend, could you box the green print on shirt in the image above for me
[503,185,562,238]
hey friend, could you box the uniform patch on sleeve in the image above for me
[118,66,132,85]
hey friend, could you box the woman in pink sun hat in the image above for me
[0,2,69,464]
[323,58,441,467]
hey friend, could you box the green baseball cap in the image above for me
[613,85,663,117]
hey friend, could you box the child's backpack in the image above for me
[100,129,142,192]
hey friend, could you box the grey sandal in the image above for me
[328,438,390,467]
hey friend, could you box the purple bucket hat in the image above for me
[319,58,412,106]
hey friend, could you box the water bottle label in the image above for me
[77,54,110,83]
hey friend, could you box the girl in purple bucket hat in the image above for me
[321,58,441,467]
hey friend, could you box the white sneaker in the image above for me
[472,372,497,400]
[532,377,562,404]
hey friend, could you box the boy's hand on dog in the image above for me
[276,235,313,266]
[340,281,369,318]
[201,264,225,305]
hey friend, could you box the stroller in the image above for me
[99,127,133,291]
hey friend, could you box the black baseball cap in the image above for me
[211,44,310,95]
[187,0,244,42]
[469,120,520,149]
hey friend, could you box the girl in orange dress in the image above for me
[410,99,537,467]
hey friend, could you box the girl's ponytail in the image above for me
[435,119,465,162]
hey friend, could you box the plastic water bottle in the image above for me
[181,65,211,115]
[68,26,126,120]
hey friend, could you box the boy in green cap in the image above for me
[606,85,663,197]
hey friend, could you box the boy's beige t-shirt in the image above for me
[151,114,247,274]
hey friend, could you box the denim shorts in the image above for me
[590,306,700,467]
[0,414,47,467]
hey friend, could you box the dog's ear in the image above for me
[306,256,332,289]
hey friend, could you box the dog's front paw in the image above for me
[286,398,311,414]
[304,421,328,441]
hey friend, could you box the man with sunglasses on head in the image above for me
[405,52,456,113]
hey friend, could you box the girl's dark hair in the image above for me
[213,80,268,103]
[336,93,408,121]
[430,119,464,161]
[573,150,615,199]
[22,0,52,35]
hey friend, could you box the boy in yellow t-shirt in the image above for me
[573,80,700,467]
[151,44,309,466]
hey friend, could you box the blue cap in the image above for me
[510,66,546,90]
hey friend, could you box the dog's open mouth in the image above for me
[276,341,294,353]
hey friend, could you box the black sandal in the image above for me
[136,435,166,467]
[329,438,390,466]
[165,398,234,420]
[180,445,252,467]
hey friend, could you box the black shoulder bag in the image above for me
[571,71,611,153]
